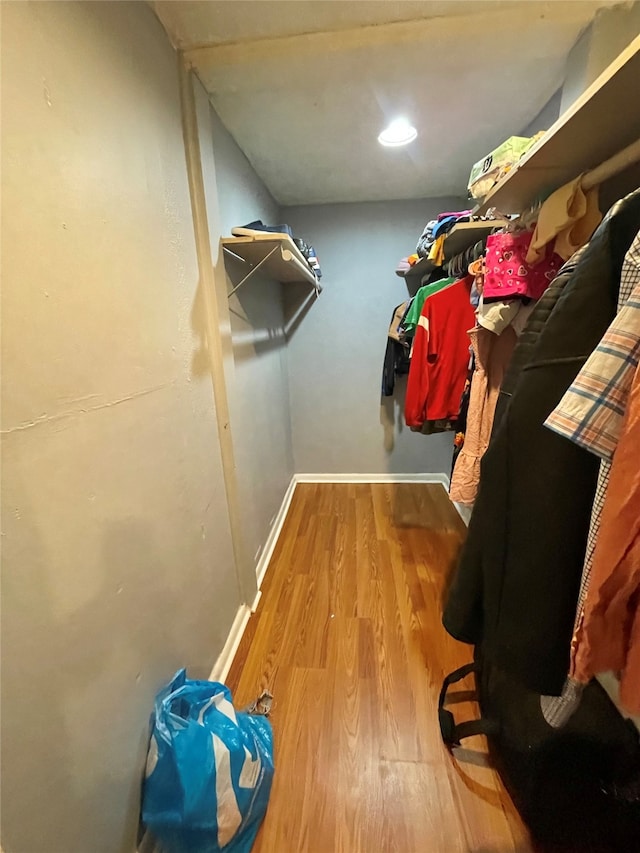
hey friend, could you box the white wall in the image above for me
[1,3,241,851]
[198,93,295,578]
[283,198,467,475]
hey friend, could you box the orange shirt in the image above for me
[574,360,640,714]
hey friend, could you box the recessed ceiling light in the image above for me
[378,118,417,147]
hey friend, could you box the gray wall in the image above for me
[521,88,562,137]
[561,2,640,113]
[1,3,240,852]
[284,198,468,475]
[204,99,295,575]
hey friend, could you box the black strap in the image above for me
[438,662,499,748]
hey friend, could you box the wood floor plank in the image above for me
[227,483,531,852]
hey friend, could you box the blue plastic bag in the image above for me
[142,669,274,853]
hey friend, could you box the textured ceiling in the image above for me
[153,1,616,205]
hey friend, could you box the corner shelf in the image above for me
[222,234,321,297]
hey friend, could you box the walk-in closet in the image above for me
[2,2,640,852]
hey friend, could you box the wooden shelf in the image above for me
[476,35,640,214]
[403,256,435,284]
[443,219,508,258]
[402,219,507,288]
[222,234,321,294]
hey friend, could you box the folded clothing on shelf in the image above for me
[396,257,412,276]
[294,237,322,279]
[437,210,472,221]
[416,220,437,257]
[417,211,473,258]
[467,134,544,200]
[231,220,322,278]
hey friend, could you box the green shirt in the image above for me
[403,277,457,332]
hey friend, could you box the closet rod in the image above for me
[582,137,640,191]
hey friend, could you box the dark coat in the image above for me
[443,191,640,696]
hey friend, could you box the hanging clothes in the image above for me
[388,300,409,343]
[545,233,640,459]
[442,191,640,696]
[401,276,456,333]
[476,298,521,334]
[450,352,474,478]
[405,276,475,426]
[526,174,602,264]
[449,324,516,506]
[483,229,563,301]
[573,360,640,714]
[540,231,640,718]
[381,301,410,397]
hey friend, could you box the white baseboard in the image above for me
[294,472,450,485]
[207,476,296,684]
[208,602,252,683]
[452,500,472,526]
[255,475,297,588]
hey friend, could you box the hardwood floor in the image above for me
[227,483,532,853]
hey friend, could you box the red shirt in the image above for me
[405,277,475,426]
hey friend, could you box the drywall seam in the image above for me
[183,5,594,70]
[178,56,256,606]
[0,382,175,434]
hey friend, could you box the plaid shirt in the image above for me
[545,235,640,458]
[545,230,640,678]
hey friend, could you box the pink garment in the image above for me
[437,210,472,220]
[483,230,563,300]
[449,325,517,506]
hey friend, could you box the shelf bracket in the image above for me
[224,245,279,298]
